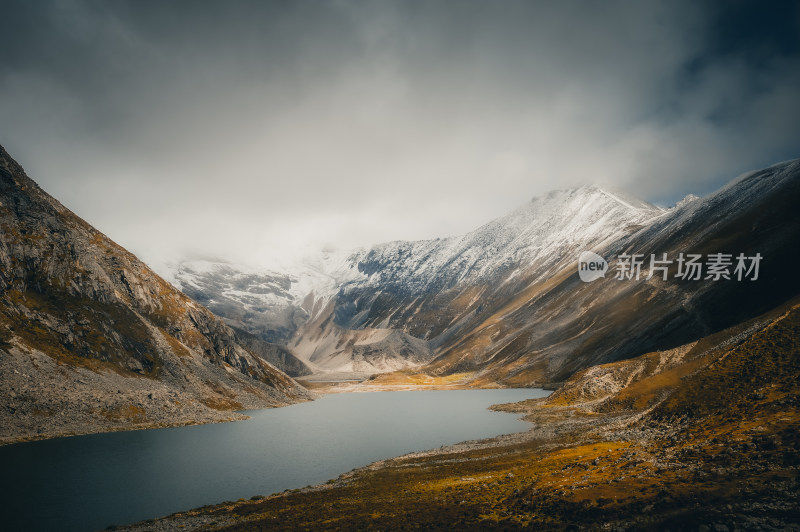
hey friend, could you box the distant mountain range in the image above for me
[3,139,798,442]
[168,159,800,383]
[0,145,311,443]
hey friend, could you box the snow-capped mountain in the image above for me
[349,185,663,291]
[163,160,800,383]
[165,184,666,376]
[333,185,665,333]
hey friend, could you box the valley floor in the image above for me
[119,302,800,531]
[296,371,490,394]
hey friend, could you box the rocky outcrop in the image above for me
[0,144,312,444]
[289,299,434,374]
[231,326,312,377]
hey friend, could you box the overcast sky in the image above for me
[1,1,799,270]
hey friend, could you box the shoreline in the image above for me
[298,370,562,394]
[0,412,249,447]
[2,361,559,446]
[7,387,547,532]
[0,344,315,447]
[1,370,547,446]
[1,375,527,446]
[117,394,552,532]
[119,390,800,531]
[113,304,800,530]
[116,397,626,531]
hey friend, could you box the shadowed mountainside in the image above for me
[230,326,312,378]
[426,159,800,384]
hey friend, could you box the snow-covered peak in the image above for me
[535,184,662,213]
[674,193,700,210]
[349,183,665,293]
[169,184,666,304]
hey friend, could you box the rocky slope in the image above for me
[230,326,312,378]
[289,299,433,375]
[0,145,312,444]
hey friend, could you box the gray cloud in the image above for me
[1,0,799,269]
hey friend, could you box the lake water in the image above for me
[4,388,548,531]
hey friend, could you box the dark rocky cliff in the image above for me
[0,145,312,444]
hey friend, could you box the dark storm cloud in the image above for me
[1,0,798,269]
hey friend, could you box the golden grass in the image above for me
[365,370,475,387]
[199,396,244,411]
[99,405,148,423]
